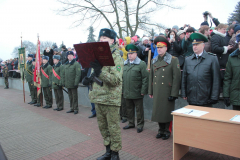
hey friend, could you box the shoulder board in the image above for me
[208,52,216,56]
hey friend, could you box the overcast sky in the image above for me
[0,0,238,61]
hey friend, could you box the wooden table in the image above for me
[172,105,240,160]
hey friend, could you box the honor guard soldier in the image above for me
[52,55,65,111]
[32,58,41,107]
[2,62,9,89]
[148,36,181,140]
[182,33,220,107]
[41,56,53,109]
[25,54,37,104]
[64,51,81,114]
[122,44,149,133]
[86,28,123,160]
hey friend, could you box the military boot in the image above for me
[97,145,111,160]
[111,151,120,160]
[4,86,8,89]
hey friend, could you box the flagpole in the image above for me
[37,33,43,106]
[21,32,26,103]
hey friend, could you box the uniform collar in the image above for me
[152,52,172,64]
[124,56,141,65]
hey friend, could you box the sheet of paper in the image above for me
[230,115,240,122]
[172,108,193,114]
[173,108,209,117]
[188,110,209,117]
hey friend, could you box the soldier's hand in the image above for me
[183,97,187,100]
[149,95,153,98]
[90,60,102,77]
[224,97,230,107]
[168,96,178,101]
[82,77,91,86]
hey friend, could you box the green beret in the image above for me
[125,44,139,54]
[190,33,208,44]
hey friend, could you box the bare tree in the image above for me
[57,0,179,38]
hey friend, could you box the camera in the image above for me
[203,11,209,16]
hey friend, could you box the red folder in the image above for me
[74,42,115,68]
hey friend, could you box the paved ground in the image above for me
[0,86,239,160]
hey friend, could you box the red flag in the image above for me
[34,39,41,97]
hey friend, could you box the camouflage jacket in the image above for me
[2,66,9,77]
[89,43,123,107]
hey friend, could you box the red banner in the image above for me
[34,39,41,97]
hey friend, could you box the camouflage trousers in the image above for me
[4,77,8,87]
[95,104,122,152]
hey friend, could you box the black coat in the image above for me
[168,39,185,67]
[14,60,18,69]
[210,30,229,69]
[181,51,220,106]
[43,49,53,66]
[61,49,68,64]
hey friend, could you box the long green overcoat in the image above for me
[148,52,181,123]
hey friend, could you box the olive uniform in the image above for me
[52,59,65,111]
[41,61,53,108]
[64,55,81,113]
[25,58,37,103]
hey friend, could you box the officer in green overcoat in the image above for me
[41,56,53,109]
[122,44,149,133]
[148,36,181,140]
[52,55,65,111]
[2,62,9,89]
[25,54,37,104]
[64,51,81,114]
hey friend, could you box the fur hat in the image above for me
[42,56,49,60]
[53,55,61,60]
[99,28,117,41]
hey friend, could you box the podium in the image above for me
[172,105,240,160]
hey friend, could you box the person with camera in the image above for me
[211,23,233,89]
[138,37,151,63]
[43,47,54,66]
[223,34,240,111]
[228,25,240,53]
[182,27,195,57]
[201,11,220,27]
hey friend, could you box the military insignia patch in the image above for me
[177,64,180,68]
[116,65,121,72]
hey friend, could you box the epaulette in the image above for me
[208,52,216,56]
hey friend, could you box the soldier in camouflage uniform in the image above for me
[41,56,53,109]
[25,54,37,104]
[2,62,9,89]
[52,55,65,111]
[87,28,123,160]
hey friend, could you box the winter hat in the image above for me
[177,30,186,36]
[201,21,209,26]
[42,56,49,60]
[53,48,58,52]
[172,25,179,31]
[186,27,195,33]
[28,54,34,58]
[67,51,74,56]
[118,38,124,45]
[234,24,240,33]
[53,55,61,60]
[131,36,138,42]
[99,28,117,41]
[142,37,149,42]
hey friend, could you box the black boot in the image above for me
[96,145,111,160]
[111,151,120,160]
